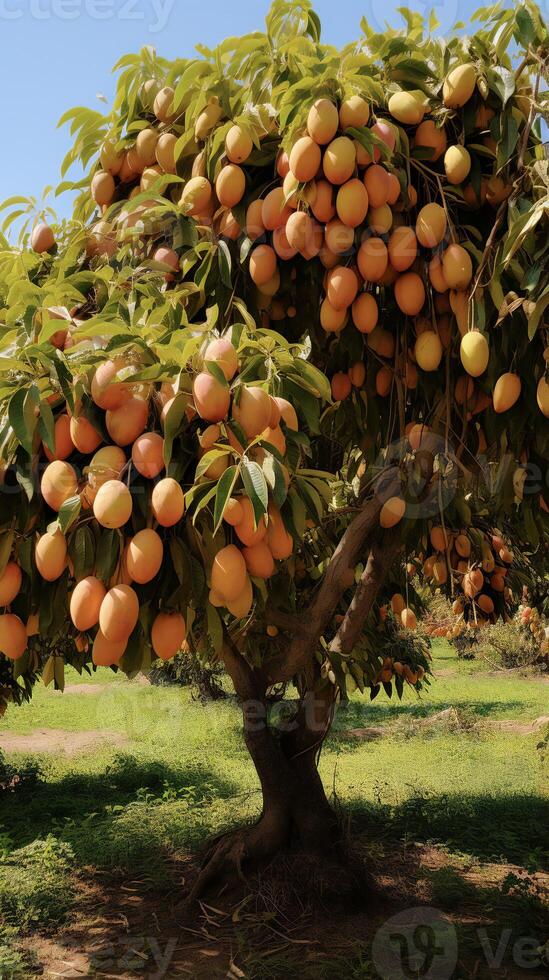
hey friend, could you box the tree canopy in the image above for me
[0,0,547,723]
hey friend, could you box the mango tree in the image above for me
[0,0,547,895]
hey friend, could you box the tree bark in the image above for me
[245,687,338,851]
[187,677,339,901]
[280,682,339,849]
[187,520,401,902]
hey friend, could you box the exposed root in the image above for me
[186,808,292,906]
[185,807,377,912]
[186,829,251,906]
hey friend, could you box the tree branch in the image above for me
[265,606,308,633]
[220,631,261,701]
[517,61,542,172]
[263,496,388,685]
[266,496,382,636]
[469,197,509,298]
[330,529,402,657]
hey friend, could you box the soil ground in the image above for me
[0,641,547,978]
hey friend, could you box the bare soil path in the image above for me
[0,729,130,756]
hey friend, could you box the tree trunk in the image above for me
[279,682,339,849]
[187,679,340,901]
[237,685,339,857]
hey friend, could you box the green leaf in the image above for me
[242,459,268,524]
[96,529,121,583]
[488,273,505,314]
[307,9,321,41]
[497,114,519,169]
[292,360,331,402]
[514,7,536,45]
[53,357,75,414]
[170,538,191,585]
[8,386,39,455]
[204,359,229,389]
[54,657,65,692]
[195,447,231,481]
[185,479,215,509]
[288,489,306,538]
[527,289,549,340]
[346,126,390,161]
[37,399,56,456]
[162,393,190,468]
[486,66,515,107]
[56,495,82,535]
[240,236,253,264]
[42,655,56,688]
[522,504,539,550]
[296,477,324,523]
[120,627,146,677]
[192,483,218,524]
[71,526,95,581]
[236,354,266,384]
[0,530,14,578]
[263,454,288,508]
[213,464,240,535]
[217,240,232,288]
[455,496,472,526]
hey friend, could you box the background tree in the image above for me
[0,0,547,895]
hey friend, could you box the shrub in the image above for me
[467,620,546,671]
[149,653,227,700]
[0,752,42,796]
[0,926,28,979]
[450,630,479,660]
[0,836,75,931]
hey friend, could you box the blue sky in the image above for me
[0,0,521,218]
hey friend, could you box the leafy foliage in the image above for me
[0,837,74,930]
[0,0,547,715]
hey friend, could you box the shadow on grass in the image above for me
[330,698,528,729]
[348,792,549,869]
[0,755,246,879]
[425,865,548,932]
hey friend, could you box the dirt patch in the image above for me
[484,669,549,682]
[0,729,130,756]
[61,676,151,696]
[18,843,549,980]
[62,684,114,696]
[340,710,549,741]
[486,715,549,735]
[339,726,385,740]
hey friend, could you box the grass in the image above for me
[0,837,74,930]
[0,640,547,977]
[1,642,547,869]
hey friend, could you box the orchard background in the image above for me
[0,0,547,975]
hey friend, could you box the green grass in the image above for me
[0,837,74,930]
[0,639,547,978]
[0,642,547,873]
